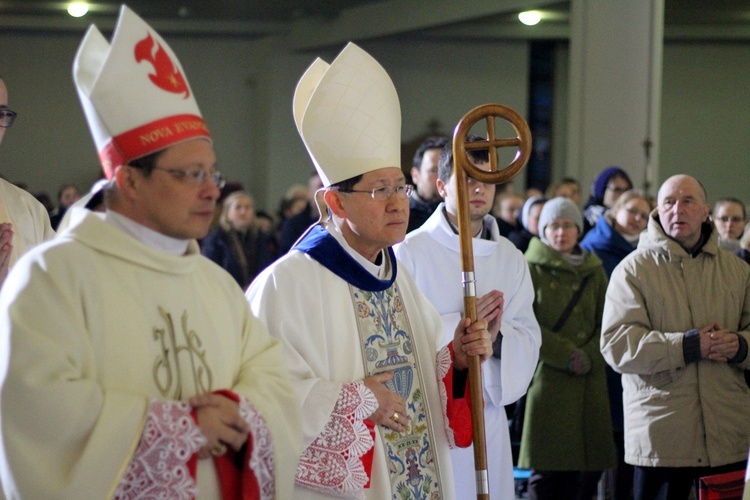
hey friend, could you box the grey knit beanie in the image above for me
[538,197,583,236]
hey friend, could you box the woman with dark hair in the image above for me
[509,195,547,253]
[201,191,276,289]
[582,167,633,235]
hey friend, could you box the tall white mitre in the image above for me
[73,5,210,179]
[293,42,402,187]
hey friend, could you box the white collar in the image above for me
[104,210,191,256]
[327,223,391,280]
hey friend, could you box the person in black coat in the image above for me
[277,172,323,254]
[407,136,449,233]
[201,191,276,290]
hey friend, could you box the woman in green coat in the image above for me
[519,197,615,500]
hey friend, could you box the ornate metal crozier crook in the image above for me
[452,103,532,500]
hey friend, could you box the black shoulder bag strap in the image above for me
[551,275,591,332]
[508,275,592,447]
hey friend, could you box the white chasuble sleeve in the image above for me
[246,254,356,447]
[229,314,303,500]
[0,257,153,498]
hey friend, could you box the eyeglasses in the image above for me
[625,207,650,219]
[715,216,744,223]
[547,221,578,231]
[153,166,226,189]
[0,109,17,128]
[338,184,414,201]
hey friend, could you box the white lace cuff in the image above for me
[238,396,275,499]
[114,399,206,499]
[295,381,378,497]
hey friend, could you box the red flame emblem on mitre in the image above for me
[134,33,190,99]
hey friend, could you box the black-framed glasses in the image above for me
[338,184,413,201]
[0,109,17,128]
[152,166,226,189]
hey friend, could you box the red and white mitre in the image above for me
[73,5,210,179]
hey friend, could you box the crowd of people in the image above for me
[0,6,748,500]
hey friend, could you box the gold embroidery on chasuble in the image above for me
[350,284,444,499]
[152,307,213,399]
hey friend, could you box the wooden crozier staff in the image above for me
[452,104,532,499]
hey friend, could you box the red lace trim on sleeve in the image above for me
[209,389,273,500]
[295,381,378,497]
[438,344,474,448]
[114,399,205,499]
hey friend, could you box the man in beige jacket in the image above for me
[601,174,750,500]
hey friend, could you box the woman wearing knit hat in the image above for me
[583,166,633,235]
[519,197,615,500]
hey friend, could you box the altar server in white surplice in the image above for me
[0,6,300,499]
[395,138,541,499]
[245,43,493,499]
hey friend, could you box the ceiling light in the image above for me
[518,11,542,26]
[67,2,89,18]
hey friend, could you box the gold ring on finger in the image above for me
[392,412,399,422]
[210,442,227,457]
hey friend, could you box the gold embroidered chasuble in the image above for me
[352,283,444,499]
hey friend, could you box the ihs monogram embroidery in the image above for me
[152,307,213,399]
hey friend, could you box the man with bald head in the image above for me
[601,174,750,500]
